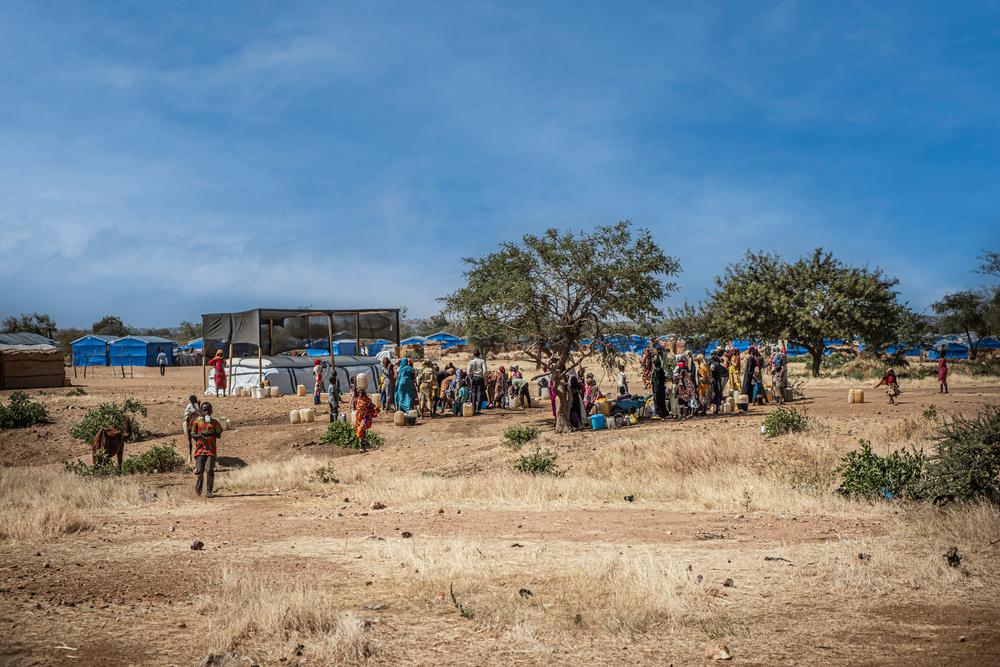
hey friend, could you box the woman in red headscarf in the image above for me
[208,350,227,397]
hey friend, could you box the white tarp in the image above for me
[207,355,383,395]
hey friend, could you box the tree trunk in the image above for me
[967,331,977,360]
[810,349,822,377]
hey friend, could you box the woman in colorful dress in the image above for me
[937,355,949,394]
[352,375,380,451]
[875,367,901,404]
[208,350,227,397]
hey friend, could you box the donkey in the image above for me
[91,416,133,470]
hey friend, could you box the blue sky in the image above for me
[1,1,998,329]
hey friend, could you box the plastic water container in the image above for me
[269,386,281,398]
[481,400,488,410]
[404,412,417,426]
[301,408,315,423]
[297,384,307,397]
[606,414,617,429]
[251,386,264,399]
[393,410,406,426]
[854,389,865,404]
[590,414,607,430]
[463,403,474,417]
[289,410,301,424]
[372,393,382,409]
[356,372,368,390]
[848,389,856,404]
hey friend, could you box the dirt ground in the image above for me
[1,364,999,666]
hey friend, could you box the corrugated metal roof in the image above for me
[0,332,57,346]
[114,335,176,344]
[71,334,120,344]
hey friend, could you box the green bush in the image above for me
[0,391,50,429]
[70,399,147,443]
[64,450,119,478]
[67,387,87,396]
[967,357,1000,377]
[836,440,926,500]
[513,446,565,477]
[919,406,1000,502]
[921,404,938,421]
[762,406,808,437]
[502,424,540,449]
[320,420,383,450]
[121,444,185,475]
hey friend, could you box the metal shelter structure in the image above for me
[200,308,401,390]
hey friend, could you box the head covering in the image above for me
[214,350,224,358]
[314,359,322,366]
[400,358,409,368]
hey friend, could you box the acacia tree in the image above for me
[442,222,680,432]
[2,312,57,338]
[92,315,129,337]
[708,249,908,376]
[932,291,991,360]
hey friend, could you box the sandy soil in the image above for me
[1,365,998,666]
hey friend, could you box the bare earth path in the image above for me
[1,367,998,665]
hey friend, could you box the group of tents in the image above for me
[71,335,176,367]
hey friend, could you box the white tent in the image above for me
[207,355,383,396]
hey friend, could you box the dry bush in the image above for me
[200,567,376,664]
[368,537,699,638]
[219,457,328,493]
[0,466,167,540]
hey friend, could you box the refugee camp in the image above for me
[2,3,1000,666]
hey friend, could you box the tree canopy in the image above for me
[932,290,992,359]
[1,312,57,338]
[707,249,912,375]
[442,221,679,432]
[92,315,129,337]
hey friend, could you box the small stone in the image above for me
[438,508,444,514]
[518,588,533,598]
[705,643,732,661]
[858,552,871,562]
[723,578,735,588]
[191,540,205,551]
[371,501,386,510]
[401,531,413,538]
[624,495,635,502]
[959,635,966,642]
[945,547,961,568]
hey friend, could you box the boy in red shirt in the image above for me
[190,401,223,497]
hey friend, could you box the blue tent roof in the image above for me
[71,335,117,366]
[426,331,461,341]
[400,336,427,345]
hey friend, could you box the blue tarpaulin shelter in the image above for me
[400,336,427,346]
[306,340,358,356]
[71,335,116,366]
[109,336,175,367]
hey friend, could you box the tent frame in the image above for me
[201,308,401,391]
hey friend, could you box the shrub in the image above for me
[836,440,926,500]
[311,464,340,484]
[0,391,50,429]
[762,406,808,437]
[70,399,147,443]
[921,404,938,421]
[513,446,565,477]
[919,406,1000,502]
[502,424,540,449]
[321,420,383,450]
[67,387,87,396]
[121,444,185,475]
[64,450,119,478]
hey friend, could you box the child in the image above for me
[351,376,379,451]
[454,380,469,416]
[584,373,603,414]
[328,369,342,422]
[875,367,901,404]
[189,402,222,497]
[418,360,436,419]
[616,364,629,397]
[183,395,201,464]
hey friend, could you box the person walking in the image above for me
[875,367,902,404]
[328,369,342,422]
[417,360,436,419]
[208,350,227,397]
[937,355,949,394]
[351,375,380,451]
[468,350,488,415]
[189,402,222,497]
[183,395,201,464]
[380,357,397,411]
[157,350,168,376]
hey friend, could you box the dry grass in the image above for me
[200,567,376,664]
[367,537,699,637]
[219,456,329,493]
[0,465,169,540]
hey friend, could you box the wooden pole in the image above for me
[202,340,207,393]
[327,315,336,400]
[355,312,361,357]
[394,310,401,356]
[228,343,235,395]
[257,345,263,388]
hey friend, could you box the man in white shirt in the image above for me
[157,350,168,376]
[467,350,488,415]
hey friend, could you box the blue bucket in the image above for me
[590,413,607,430]
[481,400,488,409]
